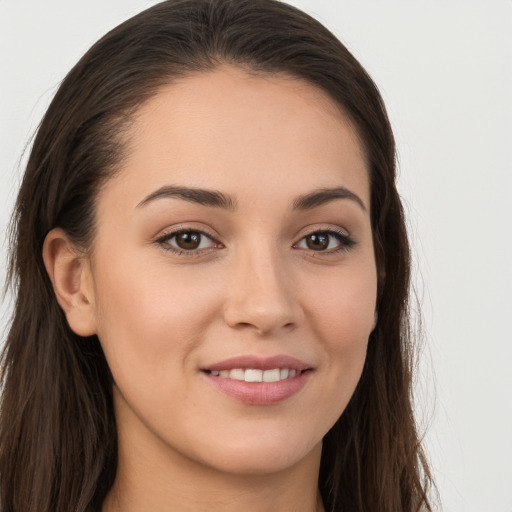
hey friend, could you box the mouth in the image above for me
[204,368,309,382]
[201,355,313,405]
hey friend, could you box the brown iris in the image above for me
[305,232,330,251]
[175,231,202,250]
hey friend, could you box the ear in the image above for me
[42,228,97,337]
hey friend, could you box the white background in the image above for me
[1,1,511,510]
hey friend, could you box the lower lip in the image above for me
[203,370,311,405]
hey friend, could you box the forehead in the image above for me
[103,65,370,211]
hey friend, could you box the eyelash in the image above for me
[155,229,221,257]
[155,228,356,256]
[294,228,356,254]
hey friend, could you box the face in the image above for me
[84,66,377,475]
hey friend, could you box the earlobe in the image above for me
[42,228,97,337]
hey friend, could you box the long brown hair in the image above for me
[1,1,434,510]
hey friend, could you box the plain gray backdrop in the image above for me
[1,1,511,510]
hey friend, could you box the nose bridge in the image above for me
[223,238,299,335]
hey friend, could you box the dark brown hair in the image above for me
[1,1,434,510]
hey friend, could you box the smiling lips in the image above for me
[207,368,302,382]
[202,355,313,405]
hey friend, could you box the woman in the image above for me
[0,0,434,510]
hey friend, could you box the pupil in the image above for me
[177,232,200,250]
[307,233,328,250]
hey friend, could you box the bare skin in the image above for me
[44,65,376,511]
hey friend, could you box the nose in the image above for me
[222,244,302,336]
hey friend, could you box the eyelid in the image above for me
[293,226,356,253]
[154,225,223,255]
[153,223,356,257]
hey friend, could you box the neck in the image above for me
[105,475,324,512]
[103,420,324,512]
[104,454,324,512]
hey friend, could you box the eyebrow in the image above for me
[137,184,366,212]
[137,185,237,211]
[292,187,367,212]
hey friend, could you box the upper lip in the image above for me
[202,355,312,372]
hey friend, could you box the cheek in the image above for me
[306,262,376,410]
[309,259,377,344]
[91,256,222,385]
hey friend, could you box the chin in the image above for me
[192,431,322,476]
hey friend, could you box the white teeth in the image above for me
[229,368,245,380]
[210,368,302,381]
[263,368,281,382]
[244,369,263,382]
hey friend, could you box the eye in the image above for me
[157,229,217,253]
[295,230,355,252]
